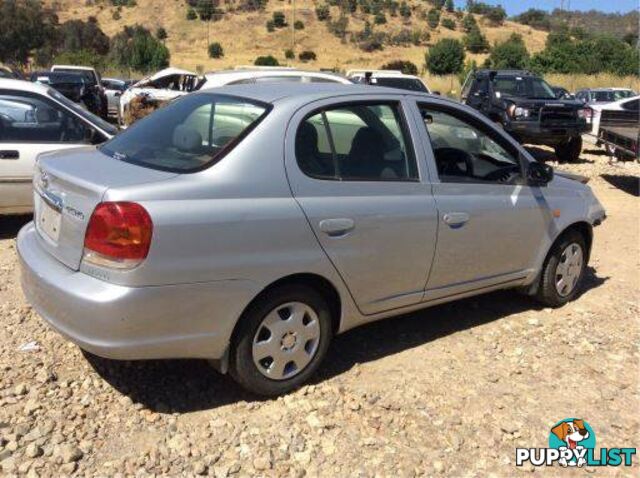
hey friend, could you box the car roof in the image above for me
[194,82,440,105]
[0,78,52,94]
[51,65,96,72]
[201,68,352,87]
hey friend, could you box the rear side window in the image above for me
[295,102,418,181]
[100,93,269,172]
[371,77,428,92]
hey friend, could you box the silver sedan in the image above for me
[18,84,606,395]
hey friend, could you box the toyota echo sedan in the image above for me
[18,84,606,396]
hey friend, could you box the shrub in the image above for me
[266,20,275,32]
[298,50,317,61]
[487,33,529,70]
[272,11,287,28]
[374,12,387,25]
[315,4,331,21]
[485,5,506,26]
[512,8,551,31]
[113,10,121,20]
[381,60,418,75]
[156,27,167,40]
[442,18,455,30]
[254,55,279,66]
[425,38,465,75]
[445,0,454,12]
[461,12,476,32]
[284,48,295,59]
[463,26,489,53]
[208,42,224,58]
[427,9,440,28]
[399,2,411,18]
[186,8,197,20]
[109,25,170,73]
[327,15,349,41]
[294,20,304,30]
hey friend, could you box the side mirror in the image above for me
[527,161,554,186]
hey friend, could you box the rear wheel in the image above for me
[554,135,582,163]
[535,231,587,307]
[230,285,333,396]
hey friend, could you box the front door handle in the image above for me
[319,218,355,237]
[0,150,19,160]
[443,212,470,228]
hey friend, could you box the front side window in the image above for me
[419,104,522,184]
[0,91,101,144]
[295,102,417,181]
[100,93,269,172]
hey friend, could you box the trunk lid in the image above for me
[34,146,177,270]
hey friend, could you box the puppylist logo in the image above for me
[516,418,637,468]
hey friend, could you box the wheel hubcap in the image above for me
[252,302,321,380]
[555,242,584,297]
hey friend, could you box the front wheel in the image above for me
[230,285,333,396]
[554,135,582,163]
[535,231,587,307]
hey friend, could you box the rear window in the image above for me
[371,77,428,92]
[100,93,269,172]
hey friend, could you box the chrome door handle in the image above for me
[319,218,355,237]
[443,212,470,228]
[0,150,19,160]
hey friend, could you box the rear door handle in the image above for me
[319,218,355,237]
[0,150,19,160]
[443,212,470,228]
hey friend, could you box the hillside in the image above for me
[45,0,548,73]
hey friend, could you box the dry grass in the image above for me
[545,73,640,93]
[44,0,547,72]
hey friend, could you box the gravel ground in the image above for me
[0,147,638,477]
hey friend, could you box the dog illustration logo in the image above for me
[549,418,595,467]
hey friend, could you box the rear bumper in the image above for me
[17,222,259,360]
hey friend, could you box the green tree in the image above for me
[254,55,279,66]
[426,38,465,75]
[298,50,317,61]
[488,34,529,70]
[315,4,331,21]
[156,27,167,40]
[186,8,197,20]
[445,0,454,13]
[0,0,57,65]
[427,8,440,29]
[442,18,456,30]
[463,26,489,53]
[208,41,224,58]
[399,2,411,19]
[284,48,295,59]
[109,25,170,73]
[462,12,476,32]
[294,20,304,30]
[272,11,287,28]
[485,5,506,26]
[374,12,387,25]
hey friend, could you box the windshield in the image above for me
[100,93,270,173]
[48,89,117,135]
[493,76,556,99]
[372,77,428,92]
[54,68,98,86]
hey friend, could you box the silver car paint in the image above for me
[18,84,605,362]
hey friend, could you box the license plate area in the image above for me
[35,194,62,243]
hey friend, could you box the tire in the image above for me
[554,135,582,163]
[230,284,333,396]
[535,230,587,307]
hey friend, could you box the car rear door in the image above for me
[407,98,549,299]
[285,95,438,315]
[0,89,102,213]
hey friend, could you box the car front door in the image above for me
[0,90,103,214]
[410,100,550,300]
[285,97,438,315]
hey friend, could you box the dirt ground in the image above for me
[0,147,638,477]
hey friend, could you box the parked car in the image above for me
[29,71,86,103]
[589,96,640,161]
[575,88,637,105]
[101,78,135,120]
[119,67,200,127]
[51,65,108,119]
[199,67,352,89]
[461,70,590,162]
[551,86,574,100]
[0,78,117,215]
[18,83,605,395]
[347,69,431,93]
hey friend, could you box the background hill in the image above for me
[46,0,548,73]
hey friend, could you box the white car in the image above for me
[347,69,431,93]
[119,68,200,126]
[199,67,352,89]
[0,79,117,215]
[584,95,640,141]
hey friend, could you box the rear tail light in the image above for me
[83,202,153,269]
